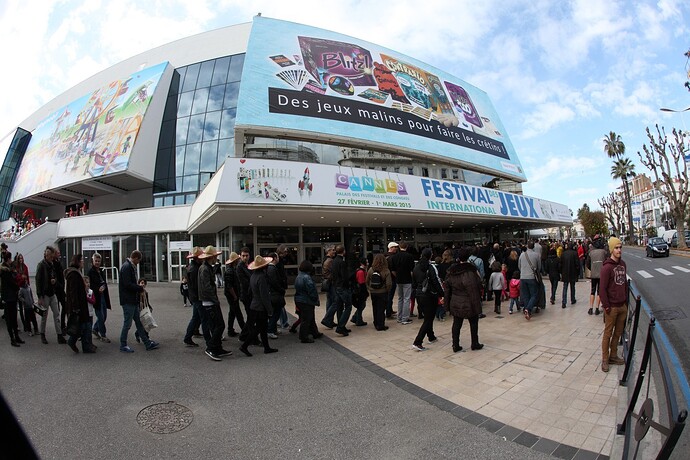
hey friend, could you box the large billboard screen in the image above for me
[236,17,526,181]
[10,62,168,202]
[216,158,571,223]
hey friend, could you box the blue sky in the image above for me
[0,0,688,217]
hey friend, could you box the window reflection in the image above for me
[223,82,239,109]
[200,141,218,172]
[207,85,225,111]
[196,60,215,89]
[191,88,209,115]
[203,111,221,141]
[219,108,236,139]
[184,143,200,175]
[177,92,193,117]
[176,117,190,145]
[183,175,198,192]
[212,57,230,86]
[181,63,200,92]
[227,55,244,82]
[187,114,205,144]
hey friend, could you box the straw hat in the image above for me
[225,252,240,265]
[248,255,273,270]
[198,245,222,259]
[186,246,204,259]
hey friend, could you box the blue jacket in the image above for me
[118,258,142,305]
[294,271,319,306]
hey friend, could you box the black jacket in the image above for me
[560,248,579,283]
[35,258,56,298]
[390,250,415,284]
[413,259,443,298]
[545,254,561,281]
[237,260,252,304]
[118,259,142,305]
[331,254,349,289]
[65,266,88,322]
[88,265,112,310]
[187,259,200,303]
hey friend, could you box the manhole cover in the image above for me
[654,309,686,321]
[136,402,193,434]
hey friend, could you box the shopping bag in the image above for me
[139,307,158,332]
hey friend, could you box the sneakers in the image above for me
[428,337,438,343]
[320,320,335,329]
[239,345,252,357]
[335,328,349,336]
[146,341,160,351]
[217,349,233,357]
[100,336,111,343]
[120,346,135,353]
[411,343,426,351]
[400,320,413,325]
[205,349,222,361]
[478,313,486,319]
[184,339,199,347]
[68,343,79,353]
[588,308,593,315]
[524,310,531,321]
[267,333,278,339]
[509,310,513,315]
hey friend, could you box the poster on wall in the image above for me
[219,158,571,223]
[236,17,526,181]
[10,62,169,202]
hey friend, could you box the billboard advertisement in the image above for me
[236,17,526,181]
[10,62,169,202]
[218,158,571,223]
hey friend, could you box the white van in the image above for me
[662,230,690,247]
[662,230,676,244]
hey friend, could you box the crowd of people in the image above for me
[2,235,628,373]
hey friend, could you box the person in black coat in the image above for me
[65,254,95,353]
[411,248,443,351]
[544,248,561,305]
[560,242,579,308]
[1,251,23,347]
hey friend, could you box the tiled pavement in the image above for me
[319,278,617,459]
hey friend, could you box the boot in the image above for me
[14,331,25,344]
[57,334,67,344]
[588,308,593,315]
[594,308,600,315]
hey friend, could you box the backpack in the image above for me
[369,271,384,289]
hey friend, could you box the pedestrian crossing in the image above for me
[635,264,690,279]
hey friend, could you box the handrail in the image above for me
[102,267,118,283]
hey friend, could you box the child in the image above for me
[180,276,189,307]
[488,261,506,314]
[135,279,153,343]
[18,276,38,336]
[350,258,369,326]
[509,271,521,315]
[84,276,96,351]
[501,264,509,301]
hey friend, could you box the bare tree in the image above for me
[598,192,623,235]
[638,125,689,249]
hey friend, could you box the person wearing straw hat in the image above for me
[223,252,245,337]
[198,245,231,361]
[239,255,278,357]
[183,246,210,348]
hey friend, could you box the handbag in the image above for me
[584,266,591,279]
[525,254,542,284]
[139,307,158,332]
[66,311,80,337]
[320,278,330,293]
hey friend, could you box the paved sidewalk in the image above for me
[1,278,616,459]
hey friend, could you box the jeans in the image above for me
[334,287,353,330]
[521,279,539,314]
[184,300,211,343]
[321,285,339,326]
[602,304,627,362]
[452,315,479,349]
[68,320,94,351]
[120,303,151,348]
[351,293,367,324]
[549,276,559,303]
[93,297,108,337]
[413,296,437,346]
[225,295,245,334]
[205,303,225,353]
[39,294,60,336]
[396,283,412,321]
[509,297,519,312]
[370,293,387,330]
[561,280,576,305]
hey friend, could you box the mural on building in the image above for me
[10,62,168,202]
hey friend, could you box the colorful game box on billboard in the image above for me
[444,81,483,128]
[298,36,376,88]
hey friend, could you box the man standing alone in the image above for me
[599,237,627,373]
[390,241,415,325]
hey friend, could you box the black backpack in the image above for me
[369,271,384,289]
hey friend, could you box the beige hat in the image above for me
[388,242,399,249]
[198,245,222,259]
[186,246,204,259]
[225,252,240,265]
[248,255,273,270]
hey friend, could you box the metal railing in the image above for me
[615,280,688,459]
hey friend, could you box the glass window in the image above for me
[183,143,200,175]
[196,60,215,89]
[199,172,213,190]
[185,194,196,204]
[441,168,448,179]
[227,54,245,82]
[257,226,299,244]
[174,194,186,205]
[153,197,163,207]
[232,226,254,255]
[182,63,200,92]
[164,196,174,206]
[175,146,185,175]
[203,111,221,141]
[422,168,429,177]
[223,82,239,109]
[176,117,190,145]
[218,138,233,157]
[158,120,175,149]
[191,87,209,115]
[207,85,225,112]
[219,108,236,139]
[183,175,198,192]
[163,94,178,121]
[394,167,400,173]
[176,176,183,191]
[172,68,186,95]
[211,57,230,85]
[186,114,205,144]
[408,167,414,175]
[200,141,218,172]
[302,227,340,243]
[452,169,459,179]
[177,91,194,117]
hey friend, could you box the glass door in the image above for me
[169,250,189,282]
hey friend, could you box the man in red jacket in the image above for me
[599,237,627,373]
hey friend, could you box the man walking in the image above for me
[600,237,627,373]
[223,252,245,337]
[36,246,65,345]
[198,245,230,361]
[518,242,541,320]
[385,242,398,318]
[183,247,210,347]
[119,250,159,353]
[586,236,607,315]
[331,245,353,336]
[560,242,579,308]
[320,245,337,327]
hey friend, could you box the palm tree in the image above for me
[604,131,625,160]
[611,157,637,243]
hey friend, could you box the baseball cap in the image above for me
[388,242,399,249]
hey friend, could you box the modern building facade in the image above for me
[0,16,571,283]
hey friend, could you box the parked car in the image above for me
[646,237,670,258]
[670,230,690,248]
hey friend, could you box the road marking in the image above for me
[673,266,690,273]
[655,268,674,276]
[637,270,654,278]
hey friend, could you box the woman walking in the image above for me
[444,247,484,352]
[366,253,392,331]
[293,260,322,343]
[411,248,443,351]
[239,255,278,356]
